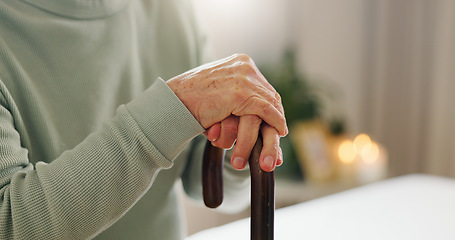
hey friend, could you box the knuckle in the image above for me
[233,61,254,74]
[234,74,249,85]
[233,89,247,103]
[274,91,282,103]
[272,144,281,153]
[234,53,251,62]
[260,102,274,115]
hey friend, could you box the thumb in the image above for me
[203,123,221,142]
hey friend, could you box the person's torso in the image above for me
[0,0,203,238]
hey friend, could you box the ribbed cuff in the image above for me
[125,78,204,162]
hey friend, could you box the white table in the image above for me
[186,174,455,240]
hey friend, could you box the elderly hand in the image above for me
[167,54,287,172]
[204,115,283,172]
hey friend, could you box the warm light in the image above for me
[353,133,372,155]
[338,140,356,164]
[361,142,380,164]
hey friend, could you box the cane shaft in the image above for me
[202,135,275,240]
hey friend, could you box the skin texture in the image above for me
[167,54,287,172]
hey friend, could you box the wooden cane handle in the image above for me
[202,135,275,240]
[202,143,225,208]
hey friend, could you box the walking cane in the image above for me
[202,134,275,240]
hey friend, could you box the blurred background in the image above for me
[183,0,455,236]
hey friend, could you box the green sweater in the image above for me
[0,0,249,239]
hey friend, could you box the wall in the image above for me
[187,0,455,234]
[192,0,292,64]
[292,0,455,177]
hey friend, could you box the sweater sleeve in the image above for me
[0,78,204,239]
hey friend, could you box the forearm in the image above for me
[9,107,162,239]
[0,79,204,239]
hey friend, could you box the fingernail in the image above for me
[276,159,283,166]
[264,156,275,169]
[233,157,245,169]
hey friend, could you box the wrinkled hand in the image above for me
[167,54,287,172]
[204,115,283,172]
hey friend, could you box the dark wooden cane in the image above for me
[202,135,275,240]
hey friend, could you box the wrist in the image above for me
[166,77,204,128]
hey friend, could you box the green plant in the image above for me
[260,49,345,180]
[261,50,321,126]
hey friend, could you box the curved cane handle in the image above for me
[202,135,275,240]
[202,143,225,208]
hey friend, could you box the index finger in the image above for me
[230,115,262,170]
[235,98,288,137]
